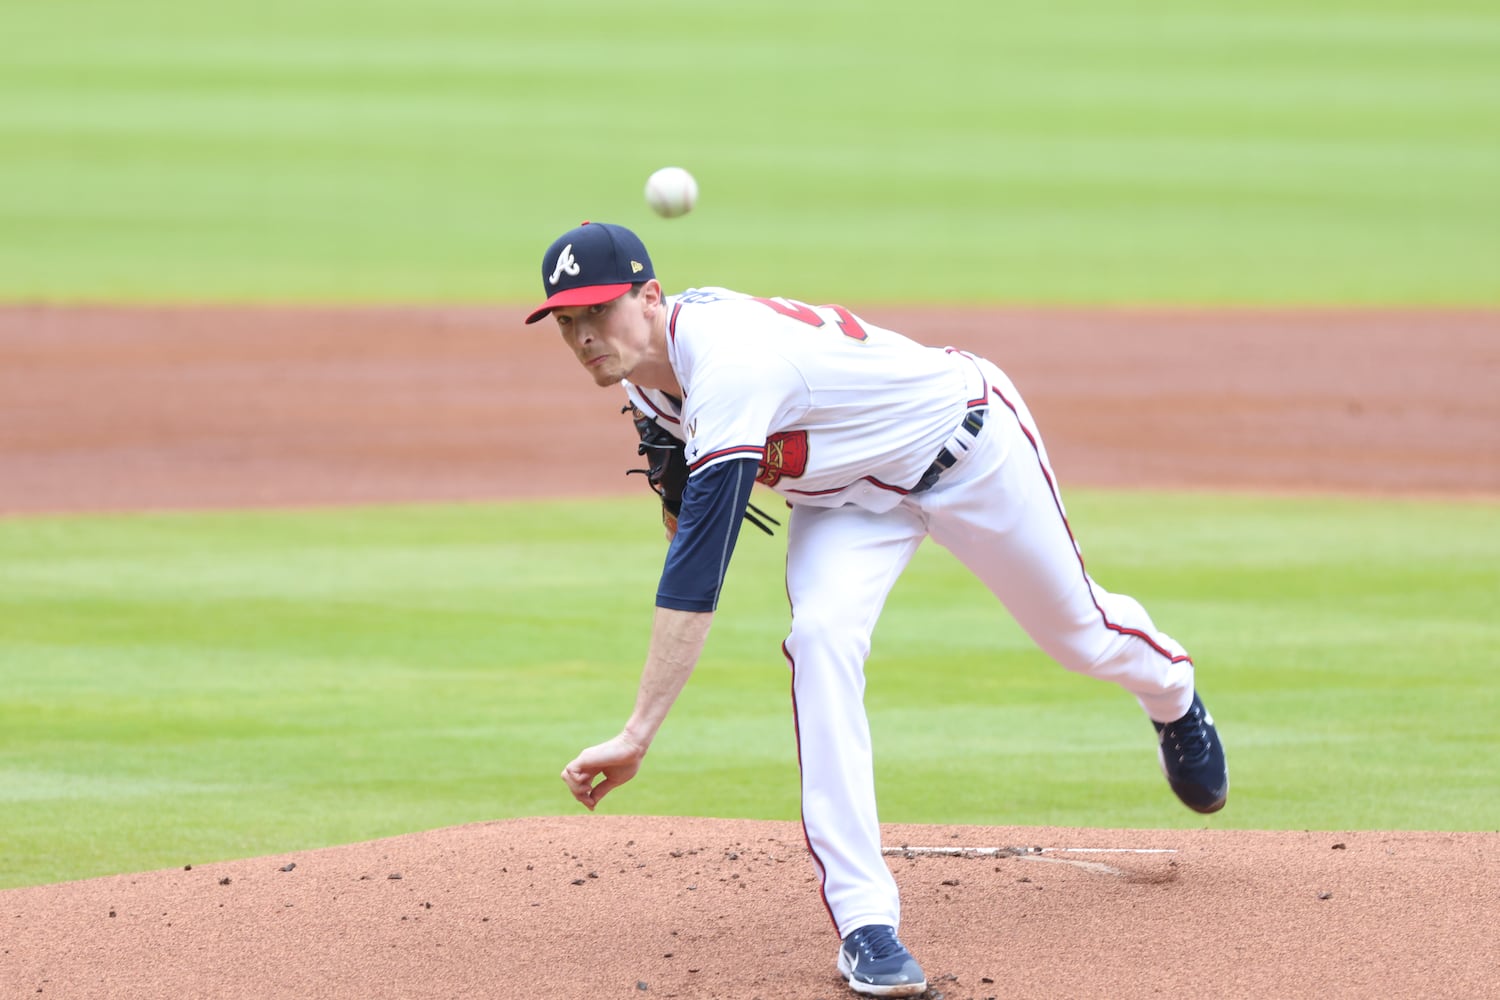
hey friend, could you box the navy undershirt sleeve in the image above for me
[656,457,760,613]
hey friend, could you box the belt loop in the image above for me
[912,405,987,494]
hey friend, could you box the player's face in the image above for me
[553,287,654,388]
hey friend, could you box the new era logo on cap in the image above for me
[525,222,655,324]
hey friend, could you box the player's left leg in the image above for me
[916,361,1195,724]
[913,360,1227,812]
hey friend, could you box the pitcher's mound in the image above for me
[3,815,1495,999]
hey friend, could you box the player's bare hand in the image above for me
[561,734,647,810]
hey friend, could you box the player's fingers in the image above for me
[560,764,598,809]
[590,776,618,805]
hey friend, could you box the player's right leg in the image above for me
[782,501,926,952]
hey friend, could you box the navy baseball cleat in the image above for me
[836,924,927,997]
[1155,691,1229,813]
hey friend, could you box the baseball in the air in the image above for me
[644,166,698,218]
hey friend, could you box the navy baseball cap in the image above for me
[524,221,655,324]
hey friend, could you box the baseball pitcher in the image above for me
[534,222,1229,998]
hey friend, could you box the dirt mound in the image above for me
[4,816,1495,999]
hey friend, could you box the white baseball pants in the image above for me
[781,359,1197,938]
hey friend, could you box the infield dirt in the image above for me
[1,305,1496,999]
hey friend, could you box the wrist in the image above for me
[620,726,654,753]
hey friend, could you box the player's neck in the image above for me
[627,314,681,396]
[628,363,681,397]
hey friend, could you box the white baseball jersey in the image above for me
[623,287,990,511]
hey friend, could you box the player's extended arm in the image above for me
[560,606,712,810]
[560,457,760,810]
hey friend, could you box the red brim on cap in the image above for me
[523,283,633,325]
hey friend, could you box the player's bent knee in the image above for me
[785,607,875,665]
[1036,628,1127,676]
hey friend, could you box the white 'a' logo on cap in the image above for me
[548,244,581,286]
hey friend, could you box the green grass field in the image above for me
[1,0,1496,890]
[2,494,1497,888]
[2,0,1497,304]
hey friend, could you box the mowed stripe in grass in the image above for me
[0,1,1496,303]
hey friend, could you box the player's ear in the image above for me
[639,279,663,313]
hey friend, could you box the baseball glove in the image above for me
[624,405,779,538]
